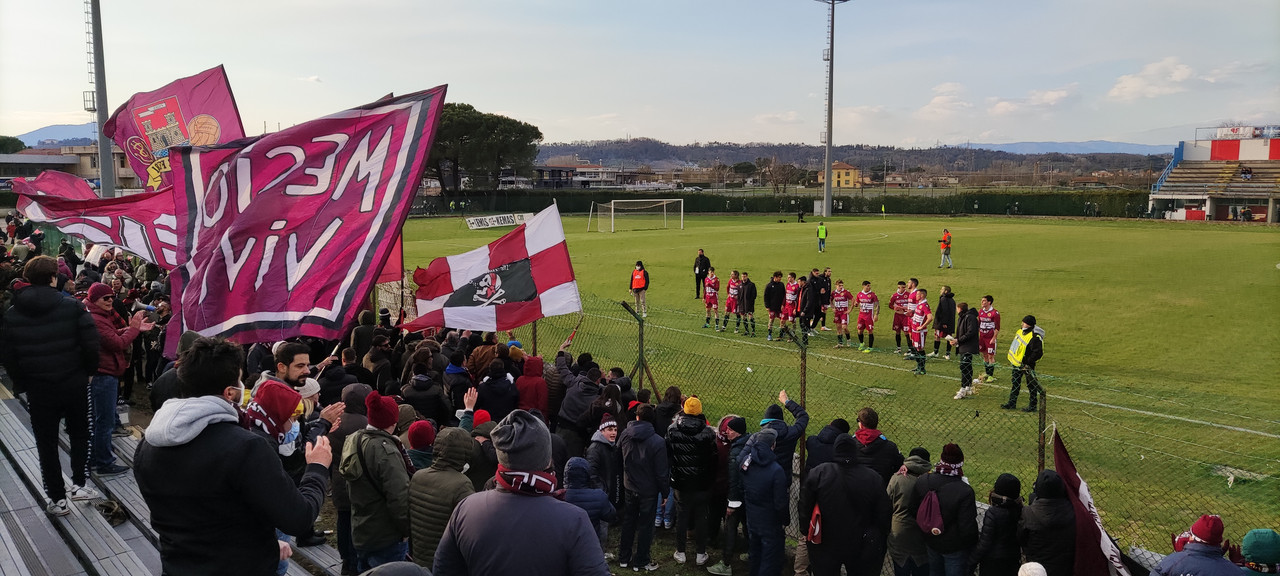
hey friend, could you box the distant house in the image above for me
[1071,176,1104,188]
[817,161,861,188]
[533,166,577,189]
[883,173,910,188]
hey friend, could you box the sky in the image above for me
[1,0,1277,147]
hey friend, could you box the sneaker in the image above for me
[944,354,951,360]
[820,326,831,331]
[702,323,710,329]
[605,553,616,561]
[928,352,938,358]
[1000,403,1016,410]
[833,343,842,349]
[664,520,673,530]
[972,378,982,386]
[655,517,663,528]
[46,499,71,516]
[696,553,709,566]
[674,552,686,563]
[68,484,100,501]
[642,313,647,318]
[1022,405,1038,413]
[643,563,660,571]
[954,389,966,400]
[733,328,739,334]
[895,346,902,353]
[766,334,773,341]
[861,348,872,354]
[112,426,131,437]
[706,561,733,576]
[94,463,129,477]
[620,561,629,569]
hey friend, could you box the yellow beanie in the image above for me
[683,396,703,416]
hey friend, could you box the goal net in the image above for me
[587,199,685,232]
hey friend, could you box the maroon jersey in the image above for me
[856,290,878,317]
[889,290,911,317]
[704,276,721,299]
[831,288,852,313]
[910,301,931,332]
[979,307,1001,336]
[784,281,799,304]
[727,279,740,301]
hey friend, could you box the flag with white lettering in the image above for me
[164,86,446,351]
[1053,429,1131,576]
[12,171,179,268]
[103,65,246,193]
[402,204,581,333]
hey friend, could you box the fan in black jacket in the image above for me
[1019,469,1076,576]
[665,402,718,561]
[931,287,957,358]
[762,272,785,339]
[738,273,758,337]
[951,304,980,399]
[800,434,892,576]
[970,473,1023,576]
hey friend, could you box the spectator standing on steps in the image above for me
[694,249,711,299]
[630,261,649,318]
[1018,470,1076,576]
[0,255,101,516]
[86,281,153,477]
[340,391,412,570]
[1001,315,1044,413]
[800,433,893,576]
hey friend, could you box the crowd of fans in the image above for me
[1,225,1277,576]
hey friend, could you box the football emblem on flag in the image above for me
[186,114,221,146]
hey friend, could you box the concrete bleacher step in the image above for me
[0,462,87,576]
[0,400,154,576]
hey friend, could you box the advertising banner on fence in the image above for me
[1215,126,1255,140]
[465,213,535,230]
[164,86,446,351]
[404,204,581,332]
[13,171,180,268]
[103,65,246,192]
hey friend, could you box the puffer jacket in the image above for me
[725,434,749,507]
[740,432,789,530]
[543,357,565,427]
[971,496,1022,572]
[886,454,931,567]
[1154,542,1240,576]
[400,374,451,425]
[804,424,842,473]
[0,284,99,394]
[761,400,810,482]
[442,364,473,420]
[88,301,139,377]
[654,402,681,439]
[799,434,891,563]
[619,420,669,498]
[477,373,519,424]
[909,470,978,554]
[339,428,411,552]
[562,457,617,527]
[665,413,717,492]
[514,356,548,417]
[933,292,956,333]
[584,430,619,503]
[1019,470,1076,576]
[408,427,474,569]
[955,307,980,355]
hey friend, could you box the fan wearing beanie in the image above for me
[970,473,1023,576]
[909,443,979,573]
[406,421,436,470]
[1018,469,1075,576]
[1153,514,1240,576]
[665,395,718,565]
[1241,528,1280,576]
[434,410,609,576]
[338,392,412,569]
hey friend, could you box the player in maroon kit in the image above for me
[830,280,852,347]
[782,272,800,335]
[724,270,741,332]
[908,288,933,375]
[888,281,911,354]
[703,267,721,330]
[977,294,1001,382]
[904,277,923,357]
[855,280,879,353]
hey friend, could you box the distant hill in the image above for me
[17,123,97,147]
[970,141,1173,155]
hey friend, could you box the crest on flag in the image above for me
[404,205,581,333]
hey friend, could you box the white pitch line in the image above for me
[627,316,1280,440]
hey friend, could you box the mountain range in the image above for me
[17,122,97,146]
[968,140,1173,155]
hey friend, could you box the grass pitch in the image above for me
[402,214,1279,555]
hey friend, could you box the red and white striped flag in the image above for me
[403,205,581,332]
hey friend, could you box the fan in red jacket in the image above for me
[85,282,152,475]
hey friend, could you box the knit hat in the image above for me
[908,447,931,461]
[763,403,784,421]
[177,330,202,356]
[1022,315,1037,327]
[365,391,399,430]
[249,380,302,430]
[727,416,747,435]
[754,427,778,447]
[407,420,436,450]
[683,397,703,416]
[941,443,964,464]
[599,413,617,431]
[1242,529,1280,575]
[507,340,522,349]
[1189,514,1224,547]
[296,378,320,399]
[473,410,492,427]
[492,410,553,471]
[1017,563,1047,576]
[87,282,114,303]
[993,473,1022,499]
[509,347,525,362]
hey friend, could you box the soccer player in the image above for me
[855,280,879,353]
[817,267,833,332]
[783,272,800,337]
[904,278,923,357]
[739,271,758,337]
[888,281,911,354]
[724,270,741,332]
[938,229,952,268]
[703,267,721,329]
[763,271,785,341]
[908,288,933,375]
[977,295,1001,382]
[829,280,852,347]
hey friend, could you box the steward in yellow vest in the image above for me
[1001,315,1044,412]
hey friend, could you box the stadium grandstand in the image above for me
[1149,125,1280,222]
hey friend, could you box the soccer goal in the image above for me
[587,199,685,232]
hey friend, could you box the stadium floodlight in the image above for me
[816,0,850,218]
[587,199,685,233]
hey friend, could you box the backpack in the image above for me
[917,489,944,536]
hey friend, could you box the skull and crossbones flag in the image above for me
[403,205,581,332]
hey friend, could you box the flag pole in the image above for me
[531,320,538,356]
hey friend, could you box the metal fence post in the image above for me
[531,320,538,357]
[1037,387,1048,473]
[620,301,656,393]
[797,329,809,473]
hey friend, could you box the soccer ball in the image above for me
[746,367,753,373]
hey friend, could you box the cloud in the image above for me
[297,75,323,83]
[585,112,620,123]
[1107,57,1193,101]
[914,83,972,121]
[988,84,1077,116]
[1202,60,1272,84]
[753,111,803,125]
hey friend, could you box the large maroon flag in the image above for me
[165,86,446,351]
[402,204,581,333]
[103,65,245,192]
[13,171,180,269]
[1053,429,1131,576]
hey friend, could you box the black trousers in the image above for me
[28,385,91,502]
[721,507,748,560]
[958,353,974,387]
[695,274,707,297]
[1008,367,1043,406]
[674,489,711,554]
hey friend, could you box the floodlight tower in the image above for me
[85,0,114,198]
[817,0,849,218]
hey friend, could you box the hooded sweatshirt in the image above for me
[408,427,474,569]
[562,456,617,528]
[800,434,892,561]
[1019,469,1076,576]
[741,429,789,531]
[134,395,329,576]
[477,372,519,423]
[514,356,549,417]
[886,453,932,567]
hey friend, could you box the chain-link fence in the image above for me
[375,282,1275,562]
